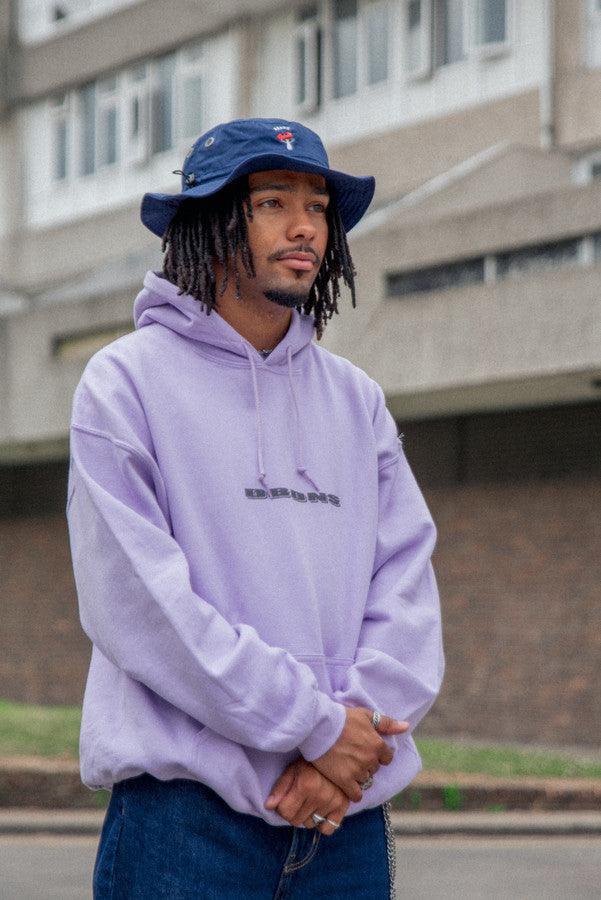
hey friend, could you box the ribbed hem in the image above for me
[298,693,347,762]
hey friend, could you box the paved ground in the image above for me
[1,834,601,898]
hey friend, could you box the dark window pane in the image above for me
[366,2,389,84]
[408,0,421,28]
[387,257,485,296]
[434,0,465,66]
[150,56,175,154]
[333,0,358,98]
[479,0,506,44]
[296,33,307,105]
[54,119,68,180]
[79,82,96,176]
[496,239,580,279]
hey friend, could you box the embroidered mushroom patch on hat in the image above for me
[274,125,295,151]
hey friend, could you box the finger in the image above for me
[276,788,308,825]
[376,715,410,734]
[378,742,395,765]
[264,769,296,810]
[318,804,346,837]
[292,796,321,827]
[346,780,363,803]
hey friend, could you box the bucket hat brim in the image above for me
[140,152,375,239]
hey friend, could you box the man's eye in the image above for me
[258,198,280,208]
[311,203,327,213]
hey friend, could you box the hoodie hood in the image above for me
[133,270,322,494]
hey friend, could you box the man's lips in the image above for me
[275,253,317,272]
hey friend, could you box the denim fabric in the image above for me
[93,772,393,898]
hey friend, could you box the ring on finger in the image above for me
[311,812,326,826]
[326,817,341,829]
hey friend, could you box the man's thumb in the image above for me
[376,715,410,734]
[264,769,296,809]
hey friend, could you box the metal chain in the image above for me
[382,800,397,899]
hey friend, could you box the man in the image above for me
[66,117,445,898]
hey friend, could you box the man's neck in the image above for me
[213,292,293,353]
[157,271,293,352]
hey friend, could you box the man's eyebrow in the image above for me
[249,181,330,196]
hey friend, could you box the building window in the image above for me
[330,0,390,100]
[496,238,581,280]
[150,54,176,155]
[364,0,390,85]
[433,0,466,67]
[19,0,142,43]
[78,82,96,177]
[404,0,510,78]
[386,256,485,296]
[405,0,432,77]
[332,0,359,98]
[179,41,205,139]
[592,231,601,261]
[386,234,590,298]
[50,92,71,181]
[123,63,149,167]
[295,5,323,113]
[48,40,207,186]
[474,0,507,45]
[97,76,119,168]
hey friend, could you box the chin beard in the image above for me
[263,288,309,310]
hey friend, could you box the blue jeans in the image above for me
[93,772,396,898]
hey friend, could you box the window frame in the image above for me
[325,0,394,103]
[49,91,74,182]
[432,0,469,70]
[122,63,150,169]
[404,0,434,82]
[294,6,323,115]
[47,38,207,189]
[469,0,513,61]
[360,0,393,88]
[96,75,120,171]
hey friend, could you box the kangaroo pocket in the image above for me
[193,656,423,825]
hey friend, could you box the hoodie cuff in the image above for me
[298,693,347,762]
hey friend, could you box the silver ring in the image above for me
[326,818,341,829]
[371,709,382,729]
[311,812,326,825]
[360,774,374,790]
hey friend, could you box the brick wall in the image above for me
[1,399,600,749]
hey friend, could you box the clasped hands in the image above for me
[264,706,409,836]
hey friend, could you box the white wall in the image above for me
[21,27,241,230]
[251,0,549,148]
[17,0,144,44]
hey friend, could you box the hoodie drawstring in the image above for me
[286,346,322,493]
[241,342,321,494]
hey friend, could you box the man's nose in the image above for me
[286,206,317,242]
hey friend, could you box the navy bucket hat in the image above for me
[140,117,376,239]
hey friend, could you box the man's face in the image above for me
[239,169,330,309]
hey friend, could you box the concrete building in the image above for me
[1,0,600,750]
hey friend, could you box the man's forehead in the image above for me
[248,170,329,194]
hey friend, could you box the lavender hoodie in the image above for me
[66,269,445,826]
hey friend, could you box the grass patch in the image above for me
[0,699,80,758]
[1,699,600,781]
[414,737,601,780]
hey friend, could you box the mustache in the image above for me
[268,245,321,266]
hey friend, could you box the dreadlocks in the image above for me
[160,175,357,341]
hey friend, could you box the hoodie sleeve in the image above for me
[66,352,346,760]
[331,380,445,734]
